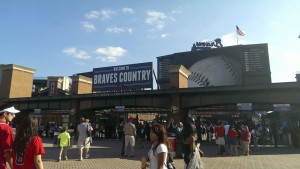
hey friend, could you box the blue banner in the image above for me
[237,103,252,111]
[93,62,153,91]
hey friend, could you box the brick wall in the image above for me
[0,64,35,99]
[168,65,190,89]
[71,75,92,94]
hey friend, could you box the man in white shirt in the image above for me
[123,119,136,157]
[77,118,93,161]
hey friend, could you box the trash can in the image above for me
[167,137,176,158]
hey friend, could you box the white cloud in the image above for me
[122,7,135,14]
[221,33,249,46]
[127,28,133,34]
[80,22,96,32]
[106,27,133,34]
[99,9,115,20]
[271,51,300,82]
[95,46,127,62]
[161,34,170,38]
[171,10,182,14]
[62,48,91,59]
[85,11,100,19]
[145,11,167,30]
[169,16,176,22]
[84,9,115,20]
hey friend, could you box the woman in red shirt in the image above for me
[241,126,251,156]
[12,116,45,169]
[227,126,238,156]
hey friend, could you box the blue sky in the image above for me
[1,0,299,83]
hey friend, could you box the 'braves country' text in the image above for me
[94,70,152,84]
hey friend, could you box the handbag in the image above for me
[186,146,204,169]
[165,153,176,169]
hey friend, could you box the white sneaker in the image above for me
[85,154,89,159]
[79,157,83,161]
[65,156,68,160]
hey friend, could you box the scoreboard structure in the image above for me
[157,43,271,89]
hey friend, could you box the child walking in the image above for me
[57,126,71,161]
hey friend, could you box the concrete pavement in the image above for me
[40,138,300,169]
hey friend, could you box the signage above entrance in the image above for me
[93,62,153,91]
[115,106,125,112]
[273,104,290,112]
[237,103,252,111]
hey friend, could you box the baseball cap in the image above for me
[0,106,20,114]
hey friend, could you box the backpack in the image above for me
[86,125,92,137]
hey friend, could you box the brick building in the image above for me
[0,64,35,99]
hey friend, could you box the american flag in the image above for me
[236,25,245,36]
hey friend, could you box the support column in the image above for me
[168,65,191,123]
[0,64,35,98]
[70,75,92,94]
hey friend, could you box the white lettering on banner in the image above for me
[94,69,151,85]
[94,73,118,84]
[142,70,151,80]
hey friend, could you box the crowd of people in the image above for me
[1,102,290,169]
[0,103,96,169]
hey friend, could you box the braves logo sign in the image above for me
[191,38,223,51]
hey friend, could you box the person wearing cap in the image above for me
[0,104,20,169]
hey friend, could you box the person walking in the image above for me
[215,121,226,155]
[228,125,239,156]
[12,116,45,169]
[251,127,260,151]
[57,126,71,161]
[182,122,196,168]
[241,126,251,156]
[123,119,136,157]
[77,118,93,161]
[142,123,168,169]
[0,104,20,169]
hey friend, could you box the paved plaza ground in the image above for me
[35,137,300,169]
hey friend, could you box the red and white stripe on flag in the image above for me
[236,25,245,36]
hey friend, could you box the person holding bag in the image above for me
[183,122,203,169]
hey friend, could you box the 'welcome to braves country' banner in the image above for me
[93,62,153,91]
